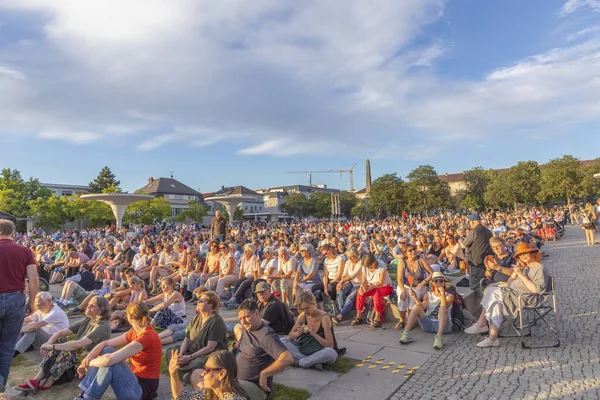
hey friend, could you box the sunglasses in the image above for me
[219,246,226,249]
[432,279,446,283]
[202,367,223,374]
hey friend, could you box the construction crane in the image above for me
[287,163,357,190]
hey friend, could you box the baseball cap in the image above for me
[254,281,270,293]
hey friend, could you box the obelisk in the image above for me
[365,159,372,197]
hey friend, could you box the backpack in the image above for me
[444,284,471,332]
[282,302,297,335]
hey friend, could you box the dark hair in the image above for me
[238,299,259,312]
[205,350,248,400]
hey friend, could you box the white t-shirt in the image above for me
[344,260,363,287]
[324,256,343,280]
[364,260,392,286]
[260,258,278,277]
[278,257,297,276]
[30,305,70,335]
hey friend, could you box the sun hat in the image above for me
[431,271,447,281]
[512,242,539,258]
[254,281,271,293]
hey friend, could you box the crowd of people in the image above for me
[0,202,583,399]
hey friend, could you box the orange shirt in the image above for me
[125,325,162,379]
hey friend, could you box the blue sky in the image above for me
[1,0,599,193]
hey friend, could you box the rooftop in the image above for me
[136,177,202,197]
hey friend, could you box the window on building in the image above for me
[61,191,72,196]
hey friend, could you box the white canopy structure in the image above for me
[81,193,153,229]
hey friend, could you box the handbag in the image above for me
[296,333,324,356]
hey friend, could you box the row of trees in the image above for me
[280,191,359,219]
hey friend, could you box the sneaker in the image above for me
[476,337,500,348]
[56,302,67,310]
[182,372,191,384]
[464,325,488,334]
[225,300,239,310]
[74,391,86,400]
[398,331,414,344]
[433,335,444,350]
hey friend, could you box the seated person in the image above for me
[398,271,454,350]
[158,287,207,345]
[255,281,294,336]
[225,243,259,309]
[166,291,228,383]
[109,276,149,331]
[333,248,363,324]
[16,296,111,392]
[148,243,179,293]
[56,265,96,308]
[229,299,293,400]
[91,243,116,280]
[395,244,434,330]
[185,240,220,295]
[169,350,248,400]
[74,301,162,400]
[64,250,90,279]
[14,292,69,357]
[269,246,297,307]
[483,236,514,284]
[352,253,394,328]
[282,292,338,370]
[205,242,238,297]
[147,277,186,329]
[465,243,548,348]
[66,269,134,317]
[312,244,344,307]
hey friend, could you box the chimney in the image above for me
[148,177,154,184]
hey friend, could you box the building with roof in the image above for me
[136,177,204,220]
[41,183,90,197]
[0,211,16,222]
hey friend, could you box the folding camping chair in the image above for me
[503,275,560,349]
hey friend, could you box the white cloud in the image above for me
[0,0,599,161]
[561,0,600,15]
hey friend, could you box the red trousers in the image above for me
[356,285,393,314]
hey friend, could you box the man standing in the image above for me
[0,219,39,393]
[461,213,493,296]
[210,210,227,242]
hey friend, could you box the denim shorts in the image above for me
[418,315,452,334]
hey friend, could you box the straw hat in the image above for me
[513,242,539,258]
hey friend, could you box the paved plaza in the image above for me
[4,226,598,400]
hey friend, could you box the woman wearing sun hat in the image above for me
[398,271,454,350]
[465,242,549,348]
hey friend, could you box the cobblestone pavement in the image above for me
[391,226,600,400]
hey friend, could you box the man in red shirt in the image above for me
[0,219,39,393]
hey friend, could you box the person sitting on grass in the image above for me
[166,290,228,383]
[169,349,249,400]
[230,299,293,400]
[56,265,96,309]
[109,276,149,332]
[398,271,454,350]
[15,296,111,393]
[74,301,162,400]
[282,292,339,370]
[147,276,186,329]
[14,292,69,357]
[158,287,207,345]
[66,269,135,317]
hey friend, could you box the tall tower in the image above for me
[365,159,372,196]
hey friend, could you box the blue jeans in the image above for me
[0,292,26,387]
[337,284,359,318]
[79,346,143,400]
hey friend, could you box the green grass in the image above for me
[11,353,35,367]
[160,354,169,376]
[268,383,311,400]
[328,357,358,374]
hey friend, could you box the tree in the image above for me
[123,197,171,225]
[461,167,492,211]
[89,167,121,193]
[538,155,585,205]
[309,192,332,219]
[28,195,71,229]
[580,158,600,200]
[405,165,451,215]
[338,191,358,218]
[0,168,51,218]
[280,193,312,218]
[176,201,209,223]
[369,173,405,217]
[485,161,540,211]
[233,205,244,221]
[351,199,370,218]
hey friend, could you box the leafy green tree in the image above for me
[338,191,358,218]
[0,168,51,218]
[176,201,209,223]
[28,195,71,229]
[280,193,312,218]
[369,173,405,217]
[351,199,371,218]
[461,167,492,211]
[580,158,600,199]
[485,161,540,211]
[309,192,332,219]
[404,165,451,215]
[233,205,244,221]
[89,167,121,193]
[123,197,171,225]
[538,155,585,205]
